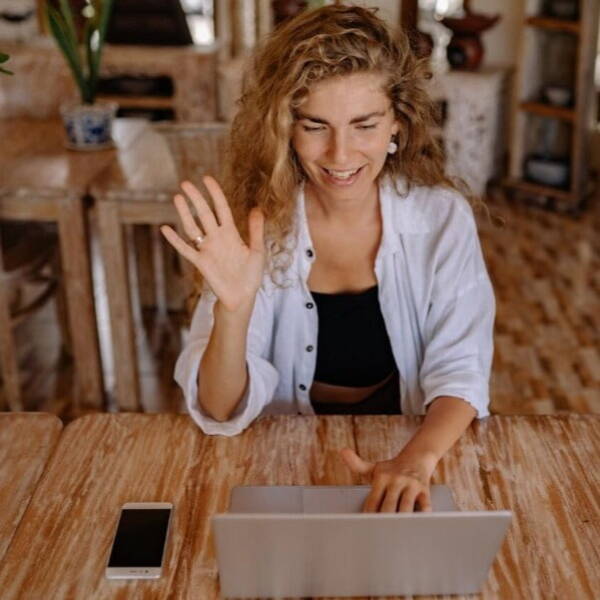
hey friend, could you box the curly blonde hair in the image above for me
[221,4,471,285]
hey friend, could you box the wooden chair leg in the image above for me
[52,253,73,359]
[0,282,23,411]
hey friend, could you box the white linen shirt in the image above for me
[175,178,495,436]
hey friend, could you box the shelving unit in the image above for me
[505,0,599,211]
[0,38,218,122]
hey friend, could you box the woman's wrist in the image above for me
[392,448,439,481]
[214,294,256,323]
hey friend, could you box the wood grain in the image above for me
[0,413,62,562]
[0,119,148,195]
[0,414,598,599]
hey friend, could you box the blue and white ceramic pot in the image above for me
[59,101,118,151]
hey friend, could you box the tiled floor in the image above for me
[480,189,600,414]
[5,187,600,418]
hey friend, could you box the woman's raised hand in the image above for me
[160,176,265,313]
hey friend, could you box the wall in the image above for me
[349,1,400,28]
[476,0,524,69]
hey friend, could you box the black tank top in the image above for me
[310,285,397,387]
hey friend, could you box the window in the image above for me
[180,0,214,45]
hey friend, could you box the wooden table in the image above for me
[90,125,180,411]
[0,118,148,409]
[0,414,597,599]
[0,413,62,563]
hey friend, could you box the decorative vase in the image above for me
[441,0,500,71]
[59,101,118,151]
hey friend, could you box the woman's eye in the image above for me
[302,125,325,132]
[357,124,377,130]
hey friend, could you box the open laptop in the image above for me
[212,485,511,599]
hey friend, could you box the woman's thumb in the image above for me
[339,448,374,476]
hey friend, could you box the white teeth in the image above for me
[325,167,360,179]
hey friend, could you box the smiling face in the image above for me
[291,72,399,205]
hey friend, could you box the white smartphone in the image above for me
[105,502,173,579]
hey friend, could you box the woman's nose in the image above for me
[327,131,351,165]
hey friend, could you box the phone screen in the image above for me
[107,508,171,568]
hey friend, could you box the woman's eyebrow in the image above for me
[296,110,386,124]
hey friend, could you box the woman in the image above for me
[161,5,495,513]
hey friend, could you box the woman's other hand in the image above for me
[339,447,436,513]
[160,176,265,313]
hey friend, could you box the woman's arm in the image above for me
[397,395,476,472]
[197,299,254,422]
[340,395,476,512]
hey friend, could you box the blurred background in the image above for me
[0,0,599,419]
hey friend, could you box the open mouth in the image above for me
[321,165,365,183]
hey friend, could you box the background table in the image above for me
[0,413,62,562]
[0,414,597,599]
[89,123,227,411]
[0,118,148,409]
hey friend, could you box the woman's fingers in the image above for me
[398,485,420,513]
[173,194,204,241]
[362,480,387,513]
[160,225,202,269]
[181,180,219,233]
[379,482,405,513]
[416,489,432,512]
[203,175,235,227]
[339,448,375,477]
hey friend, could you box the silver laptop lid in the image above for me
[213,486,511,599]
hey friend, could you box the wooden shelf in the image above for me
[525,16,580,34]
[508,1,599,211]
[503,178,573,201]
[519,101,576,122]
[96,95,174,109]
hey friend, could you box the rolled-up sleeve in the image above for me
[419,204,495,418]
[174,286,279,436]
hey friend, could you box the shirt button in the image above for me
[306,248,314,258]
[306,345,314,352]
[299,384,307,391]
[305,302,314,309]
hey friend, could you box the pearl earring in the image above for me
[387,140,398,155]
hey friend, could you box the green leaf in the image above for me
[58,0,79,44]
[0,52,12,74]
[89,0,115,100]
[45,0,114,103]
[83,19,94,103]
[57,0,86,82]
[47,5,89,102]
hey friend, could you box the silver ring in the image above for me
[192,234,204,248]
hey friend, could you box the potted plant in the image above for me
[45,0,116,150]
[0,52,13,75]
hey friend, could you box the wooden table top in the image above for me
[0,413,63,563]
[0,414,598,599]
[0,118,148,196]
